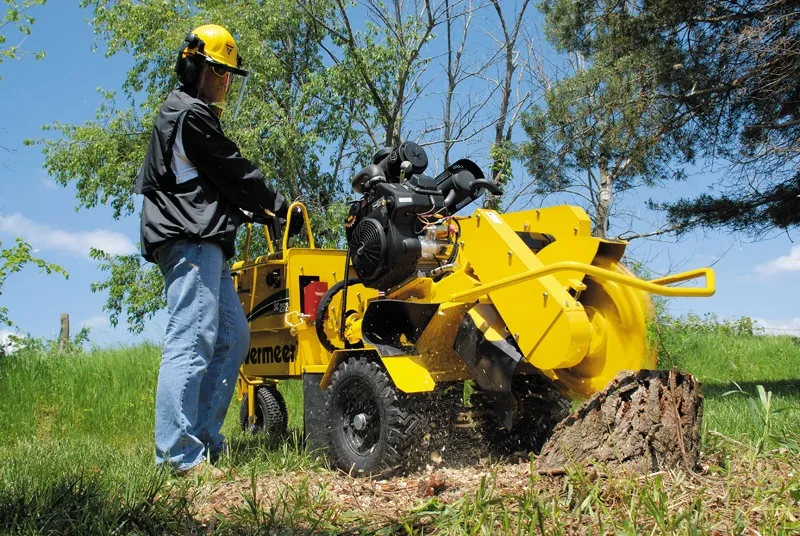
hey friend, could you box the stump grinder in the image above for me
[233,143,715,475]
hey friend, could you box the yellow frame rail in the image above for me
[450,262,715,303]
[282,202,315,252]
[242,202,316,262]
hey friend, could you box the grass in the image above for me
[0,345,319,534]
[0,321,798,534]
[656,321,800,448]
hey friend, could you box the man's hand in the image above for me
[239,208,272,225]
[287,206,304,237]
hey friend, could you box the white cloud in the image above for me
[0,212,136,258]
[39,178,58,191]
[80,315,111,331]
[754,245,800,276]
[0,329,21,355]
[753,317,800,336]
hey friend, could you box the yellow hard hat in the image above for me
[178,24,247,76]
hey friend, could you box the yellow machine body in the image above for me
[235,202,715,426]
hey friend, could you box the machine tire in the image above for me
[315,277,361,353]
[325,355,423,477]
[474,375,571,457]
[239,385,288,437]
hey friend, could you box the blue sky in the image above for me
[0,2,798,349]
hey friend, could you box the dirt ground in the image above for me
[189,450,798,532]
[186,374,797,532]
[194,456,551,521]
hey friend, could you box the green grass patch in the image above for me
[0,346,315,534]
[656,322,800,448]
[0,321,798,533]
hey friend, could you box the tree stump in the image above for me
[537,370,703,472]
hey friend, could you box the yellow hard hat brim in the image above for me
[183,50,248,77]
[200,55,248,77]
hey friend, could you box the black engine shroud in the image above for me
[346,143,492,290]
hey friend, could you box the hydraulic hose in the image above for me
[445,217,461,266]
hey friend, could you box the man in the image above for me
[135,24,288,475]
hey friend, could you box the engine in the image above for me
[345,142,499,290]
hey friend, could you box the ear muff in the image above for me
[174,32,206,86]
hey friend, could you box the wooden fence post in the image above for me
[59,313,69,352]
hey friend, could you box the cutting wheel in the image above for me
[555,259,656,396]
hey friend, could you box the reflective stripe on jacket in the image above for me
[135,88,287,262]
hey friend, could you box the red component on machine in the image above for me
[303,281,329,322]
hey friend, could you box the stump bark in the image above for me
[537,370,703,472]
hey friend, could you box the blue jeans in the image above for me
[153,239,250,471]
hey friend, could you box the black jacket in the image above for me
[135,88,287,262]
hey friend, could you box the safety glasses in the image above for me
[209,64,231,78]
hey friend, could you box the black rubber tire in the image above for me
[325,355,423,477]
[239,385,288,437]
[474,375,571,457]
[315,277,361,353]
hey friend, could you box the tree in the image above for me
[34,0,362,333]
[301,0,540,190]
[440,0,478,168]
[520,0,799,237]
[1,0,46,75]
[1,0,66,331]
[649,0,800,234]
[515,0,703,237]
[0,238,66,328]
[299,0,446,151]
[482,0,533,210]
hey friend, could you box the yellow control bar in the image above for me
[450,262,715,303]
[282,202,315,252]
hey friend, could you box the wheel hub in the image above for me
[336,377,382,456]
[352,413,369,431]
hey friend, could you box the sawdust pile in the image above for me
[189,452,798,532]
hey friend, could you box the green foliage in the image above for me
[658,312,758,337]
[652,1,800,234]
[89,248,164,334]
[34,91,146,218]
[518,0,701,236]
[0,0,46,76]
[4,326,91,358]
[0,238,66,329]
[529,0,800,236]
[485,141,514,211]
[32,0,362,332]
